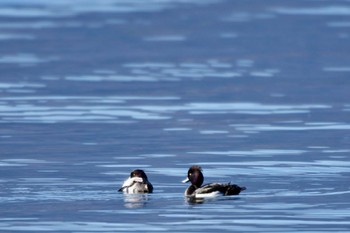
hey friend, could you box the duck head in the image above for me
[130,169,148,181]
[182,165,204,187]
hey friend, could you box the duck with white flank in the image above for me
[118,169,153,193]
[182,165,246,198]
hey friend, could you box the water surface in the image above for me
[1,0,350,232]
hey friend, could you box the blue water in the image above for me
[1,0,350,232]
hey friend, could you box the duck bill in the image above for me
[182,177,190,183]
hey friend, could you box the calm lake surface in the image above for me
[1,0,350,232]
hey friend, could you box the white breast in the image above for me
[120,177,148,193]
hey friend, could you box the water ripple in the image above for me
[232,122,350,132]
[0,0,221,18]
[0,54,58,65]
[0,221,167,232]
[0,95,331,123]
[272,6,350,16]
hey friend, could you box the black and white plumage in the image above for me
[182,165,246,198]
[118,169,153,193]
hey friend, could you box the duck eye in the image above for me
[189,173,192,176]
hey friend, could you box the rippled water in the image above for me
[1,0,350,232]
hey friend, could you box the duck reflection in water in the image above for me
[122,193,151,208]
[182,165,246,203]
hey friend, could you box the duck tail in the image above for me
[225,184,246,195]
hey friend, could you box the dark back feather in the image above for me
[196,183,246,196]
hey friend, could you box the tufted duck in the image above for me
[118,169,153,193]
[182,165,246,198]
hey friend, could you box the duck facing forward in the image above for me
[118,169,153,193]
[182,165,246,198]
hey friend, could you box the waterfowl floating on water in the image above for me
[182,165,246,198]
[118,169,153,193]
